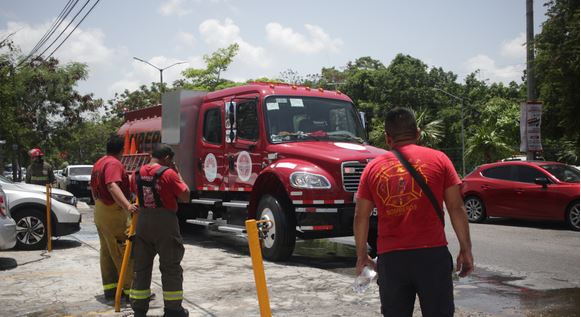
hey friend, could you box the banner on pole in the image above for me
[520,102,543,152]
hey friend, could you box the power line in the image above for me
[36,0,92,60]
[27,0,77,58]
[46,0,101,59]
[19,0,79,66]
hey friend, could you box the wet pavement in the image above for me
[291,239,580,317]
[0,204,578,316]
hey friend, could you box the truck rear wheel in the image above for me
[257,195,295,261]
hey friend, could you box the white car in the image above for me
[58,165,93,201]
[0,175,81,250]
[0,186,16,250]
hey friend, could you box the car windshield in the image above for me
[264,96,366,144]
[70,167,92,176]
[541,164,580,183]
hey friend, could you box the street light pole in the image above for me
[433,87,466,177]
[133,57,186,103]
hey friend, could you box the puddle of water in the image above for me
[293,238,580,317]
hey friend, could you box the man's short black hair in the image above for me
[384,107,418,142]
[106,134,125,155]
[152,143,175,160]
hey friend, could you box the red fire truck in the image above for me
[118,83,386,261]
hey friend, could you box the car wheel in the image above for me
[14,209,48,250]
[566,201,580,231]
[257,195,296,262]
[464,196,487,223]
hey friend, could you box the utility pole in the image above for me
[525,0,536,160]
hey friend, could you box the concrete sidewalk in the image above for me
[0,204,487,317]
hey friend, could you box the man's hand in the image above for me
[356,255,376,276]
[456,249,474,277]
[126,203,139,213]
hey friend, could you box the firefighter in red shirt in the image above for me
[90,135,138,300]
[130,143,190,317]
[354,108,473,317]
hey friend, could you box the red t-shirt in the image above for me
[356,144,461,254]
[90,155,131,205]
[130,164,188,212]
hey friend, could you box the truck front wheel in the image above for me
[257,195,296,262]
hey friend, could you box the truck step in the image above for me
[222,200,249,208]
[186,219,215,226]
[191,198,222,206]
[216,225,246,234]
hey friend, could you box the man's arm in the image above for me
[444,184,474,277]
[106,182,137,213]
[354,197,375,275]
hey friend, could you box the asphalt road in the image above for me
[446,217,579,291]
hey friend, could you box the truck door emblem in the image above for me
[204,153,217,182]
[236,151,252,182]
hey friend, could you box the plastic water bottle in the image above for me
[352,259,377,294]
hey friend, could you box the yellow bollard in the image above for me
[245,219,272,317]
[115,207,138,312]
[45,184,52,252]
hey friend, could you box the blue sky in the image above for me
[1,0,549,101]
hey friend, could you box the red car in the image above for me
[461,161,580,230]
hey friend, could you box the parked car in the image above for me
[0,175,81,250]
[461,161,580,230]
[0,185,16,250]
[58,165,93,199]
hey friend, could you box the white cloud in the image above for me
[199,18,271,68]
[176,31,196,48]
[265,22,343,54]
[159,0,192,16]
[1,21,113,65]
[501,33,526,59]
[465,54,523,83]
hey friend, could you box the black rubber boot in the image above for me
[133,309,148,317]
[163,307,189,317]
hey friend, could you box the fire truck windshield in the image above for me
[264,96,366,144]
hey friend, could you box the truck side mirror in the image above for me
[534,177,550,188]
[225,101,237,143]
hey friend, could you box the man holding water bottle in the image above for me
[354,107,473,317]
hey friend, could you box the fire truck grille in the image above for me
[342,162,367,192]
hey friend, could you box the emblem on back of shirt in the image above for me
[374,161,427,216]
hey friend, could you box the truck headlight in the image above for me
[52,193,77,206]
[290,172,331,189]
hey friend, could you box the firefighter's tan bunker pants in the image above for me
[94,200,134,297]
[131,208,185,312]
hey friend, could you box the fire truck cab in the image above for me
[119,83,385,261]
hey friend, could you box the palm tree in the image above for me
[415,108,444,148]
[465,126,514,165]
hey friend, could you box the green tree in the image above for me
[466,126,514,165]
[534,0,579,164]
[0,39,101,167]
[182,43,240,91]
[107,83,162,117]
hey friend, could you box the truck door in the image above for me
[225,95,261,192]
[197,102,226,191]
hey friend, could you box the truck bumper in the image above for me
[295,204,358,239]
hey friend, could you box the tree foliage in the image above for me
[0,38,102,168]
[534,0,579,164]
[181,43,240,91]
